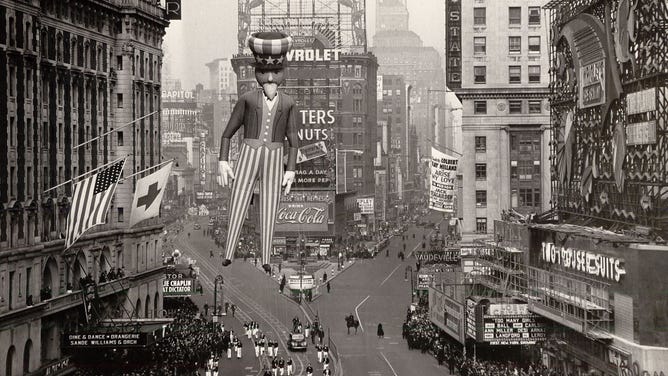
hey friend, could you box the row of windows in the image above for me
[473,6,541,27]
[473,188,542,211]
[473,36,542,55]
[473,100,543,115]
[473,63,541,84]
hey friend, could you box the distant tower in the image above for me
[376,0,410,32]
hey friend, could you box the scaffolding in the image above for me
[238,0,367,54]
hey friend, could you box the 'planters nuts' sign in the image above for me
[275,202,328,232]
[295,108,335,189]
[163,271,194,297]
[541,242,625,282]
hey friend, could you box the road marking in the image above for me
[389,342,399,345]
[354,295,370,333]
[380,352,399,376]
[380,264,401,286]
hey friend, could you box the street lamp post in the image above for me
[213,275,224,319]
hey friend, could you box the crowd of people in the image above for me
[402,306,564,376]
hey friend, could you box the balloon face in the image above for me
[255,68,286,99]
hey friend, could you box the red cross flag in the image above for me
[129,162,173,227]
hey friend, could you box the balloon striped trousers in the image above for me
[224,139,284,265]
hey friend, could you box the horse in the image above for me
[345,315,360,335]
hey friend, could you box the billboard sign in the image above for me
[429,287,464,344]
[163,270,195,297]
[63,333,147,348]
[446,0,462,88]
[294,108,335,189]
[417,273,434,290]
[357,198,374,215]
[275,202,328,232]
[482,314,547,345]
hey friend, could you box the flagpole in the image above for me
[428,138,463,157]
[73,111,158,150]
[43,155,130,194]
[119,159,175,183]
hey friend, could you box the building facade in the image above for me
[446,0,551,235]
[372,0,446,191]
[0,0,168,374]
[205,57,236,99]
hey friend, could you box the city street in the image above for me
[310,212,451,376]
[173,218,328,375]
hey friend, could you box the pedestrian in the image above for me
[305,323,311,338]
[279,263,282,273]
[204,303,209,316]
[231,304,236,317]
[323,272,327,282]
[306,363,313,376]
[318,327,324,344]
[237,340,243,359]
[377,323,384,338]
[327,281,331,293]
[287,357,293,375]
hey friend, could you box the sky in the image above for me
[163,0,446,90]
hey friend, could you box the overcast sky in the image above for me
[163,0,446,89]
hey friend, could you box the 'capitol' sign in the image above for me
[275,202,328,232]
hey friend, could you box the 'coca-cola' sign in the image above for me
[275,202,328,232]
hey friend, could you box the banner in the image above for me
[429,147,458,212]
[357,198,374,215]
[275,202,328,232]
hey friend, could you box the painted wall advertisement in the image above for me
[429,147,458,212]
[429,287,464,344]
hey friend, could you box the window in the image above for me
[476,190,487,208]
[528,65,541,83]
[475,163,487,180]
[529,36,541,53]
[474,37,486,55]
[9,66,16,97]
[529,100,542,114]
[26,69,32,99]
[474,101,487,114]
[354,65,362,78]
[474,7,486,25]
[476,218,488,233]
[475,136,486,153]
[353,99,363,112]
[117,93,123,108]
[519,188,538,207]
[118,208,124,222]
[10,166,16,197]
[10,117,15,147]
[27,167,32,197]
[509,37,521,53]
[117,131,124,146]
[509,66,521,83]
[528,7,541,24]
[509,100,522,114]
[519,160,533,180]
[26,119,32,147]
[474,66,486,84]
[117,56,123,70]
[509,7,521,25]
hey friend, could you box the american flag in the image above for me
[65,158,126,249]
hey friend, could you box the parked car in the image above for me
[288,333,307,351]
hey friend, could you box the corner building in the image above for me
[446,0,551,235]
[0,1,168,374]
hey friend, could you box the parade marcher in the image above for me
[323,356,330,371]
[212,357,219,376]
[236,340,243,359]
[316,344,323,363]
[273,340,279,357]
[306,363,313,376]
[231,304,236,317]
[260,336,266,356]
[278,357,285,376]
[254,339,260,357]
[219,31,298,273]
[286,357,294,376]
[323,369,331,376]
[318,326,325,344]
[268,339,274,357]
[305,323,311,338]
[323,344,329,360]
[227,342,233,359]
[272,357,278,376]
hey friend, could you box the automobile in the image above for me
[287,333,308,351]
[193,224,201,230]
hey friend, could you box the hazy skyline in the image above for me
[163,0,446,89]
